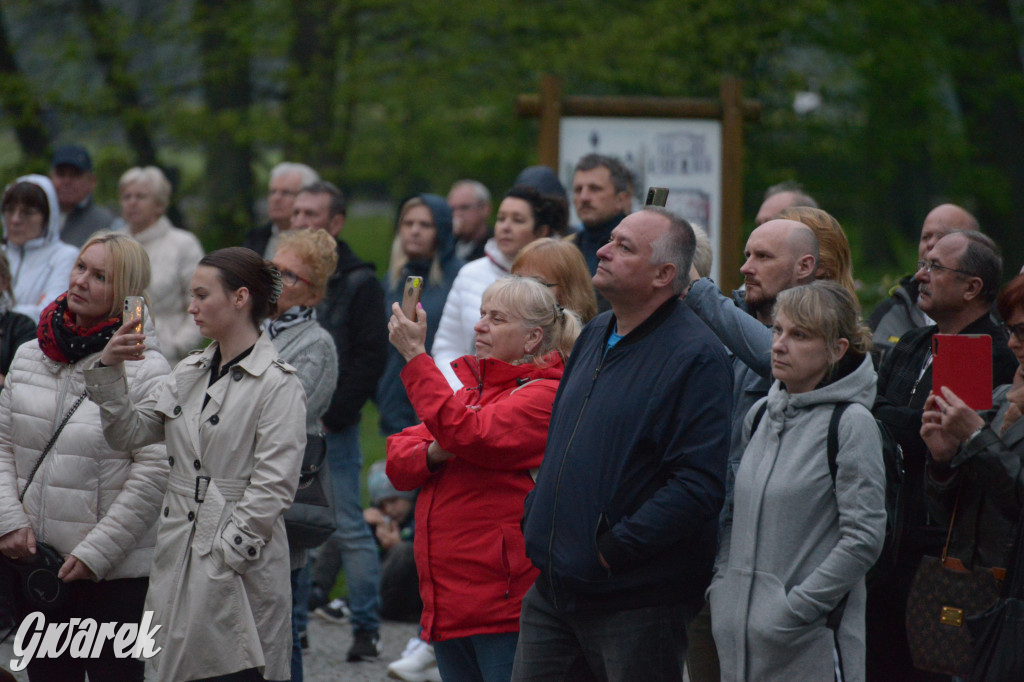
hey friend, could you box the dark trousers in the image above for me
[12,576,148,682]
[684,601,720,682]
[380,541,421,622]
[511,584,691,682]
[865,559,947,682]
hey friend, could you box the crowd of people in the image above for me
[0,142,1018,682]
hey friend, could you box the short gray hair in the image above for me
[691,224,713,278]
[764,181,818,209]
[118,166,172,208]
[953,230,1002,303]
[450,179,490,204]
[270,162,319,187]
[646,207,696,295]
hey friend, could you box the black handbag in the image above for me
[283,433,337,550]
[1,392,86,615]
[966,498,1024,681]
[906,486,1003,676]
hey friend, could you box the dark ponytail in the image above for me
[199,247,282,328]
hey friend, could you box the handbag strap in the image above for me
[18,392,86,503]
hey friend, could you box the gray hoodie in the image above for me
[709,353,886,682]
[2,174,79,321]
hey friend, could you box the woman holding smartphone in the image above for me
[85,247,306,682]
[0,232,170,682]
[377,194,462,437]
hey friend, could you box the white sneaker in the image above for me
[387,637,441,682]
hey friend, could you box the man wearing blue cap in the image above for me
[50,144,118,247]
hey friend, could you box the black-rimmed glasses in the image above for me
[1003,322,1024,342]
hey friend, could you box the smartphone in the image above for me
[932,334,993,410]
[645,187,669,207]
[123,296,145,337]
[401,276,423,321]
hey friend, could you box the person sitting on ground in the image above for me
[365,461,420,623]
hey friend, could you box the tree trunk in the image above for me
[0,2,50,164]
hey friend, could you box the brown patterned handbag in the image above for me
[905,489,1004,676]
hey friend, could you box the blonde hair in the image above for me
[691,224,713,278]
[386,197,443,289]
[118,166,172,208]
[776,206,856,302]
[482,276,582,365]
[276,228,339,299]
[79,232,152,317]
[774,281,872,365]
[511,238,598,322]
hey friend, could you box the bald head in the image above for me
[919,203,979,260]
[741,219,819,322]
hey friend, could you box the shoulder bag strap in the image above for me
[18,391,87,503]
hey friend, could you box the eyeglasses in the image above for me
[916,259,976,278]
[278,268,314,288]
[1003,322,1024,342]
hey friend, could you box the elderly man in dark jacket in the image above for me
[515,207,732,682]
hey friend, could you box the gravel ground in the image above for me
[0,616,421,681]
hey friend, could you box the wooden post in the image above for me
[537,75,562,168]
[719,77,744,294]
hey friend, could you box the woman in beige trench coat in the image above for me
[85,247,306,682]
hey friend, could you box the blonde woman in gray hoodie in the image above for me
[709,281,886,682]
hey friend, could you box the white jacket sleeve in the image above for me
[431,277,470,390]
[71,355,171,579]
[84,362,169,452]
[0,357,31,537]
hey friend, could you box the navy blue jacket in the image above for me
[522,297,732,613]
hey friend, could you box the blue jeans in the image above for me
[291,565,310,682]
[311,425,382,633]
[511,584,690,682]
[434,632,520,682]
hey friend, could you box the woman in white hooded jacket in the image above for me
[0,232,170,682]
[709,281,886,682]
[1,174,79,321]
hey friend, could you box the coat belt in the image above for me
[167,471,248,502]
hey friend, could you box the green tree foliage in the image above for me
[0,0,1020,294]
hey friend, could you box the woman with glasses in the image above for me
[119,166,205,364]
[267,228,339,682]
[1,175,79,321]
[377,195,462,437]
[921,273,1024,609]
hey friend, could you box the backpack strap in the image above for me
[826,402,852,489]
[749,401,768,439]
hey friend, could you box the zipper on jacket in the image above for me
[546,360,604,610]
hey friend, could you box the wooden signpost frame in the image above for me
[516,74,760,294]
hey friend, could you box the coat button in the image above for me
[209,415,220,425]
[168,456,174,466]
[234,536,243,545]
[247,547,256,556]
[163,507,169,517]
[193,460,201,470]
[173,406,181,415]
[187,511,195,521]
[232,370,243,382]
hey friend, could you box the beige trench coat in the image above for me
[85,332,306,682]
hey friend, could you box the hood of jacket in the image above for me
[395,193,456,269]
[767,351,877,417]
[3,174,63,248]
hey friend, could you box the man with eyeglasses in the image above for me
[242,162,319,258]
[447,180,491,262]
[867,230,1017,680]
[869,204,980,365]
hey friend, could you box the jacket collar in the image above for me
[601,295,680,350]
[131,216,173,246]
[182,331,277,378]
[453,352,564,389]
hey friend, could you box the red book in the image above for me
[932,334,993,410]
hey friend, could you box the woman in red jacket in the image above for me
[386,276,581,682]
